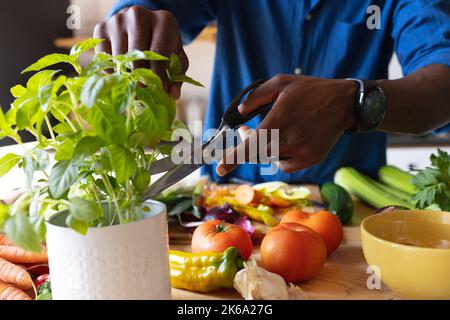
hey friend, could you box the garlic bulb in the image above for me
[233,259,307,300]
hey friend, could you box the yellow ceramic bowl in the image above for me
[361,210,450,299]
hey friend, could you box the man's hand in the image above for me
[93,5,188,99]
[216,75,358,176]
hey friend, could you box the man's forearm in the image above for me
[377,64,450,135]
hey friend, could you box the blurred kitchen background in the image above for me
[0,0,448,171]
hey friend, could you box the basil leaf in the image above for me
[169,53,182,75]
[132,68,163,89]
[70,38,103,57]
[54,138,75,161]
[49,160,79,199]
[22,54,72,73]
[121,50,168,63]
[68,197,102,222]
[0,153,21,177]
[82,101,126,144]
[109,145,136,183]
[4,212,42,252]
[169,74,204,87]
[10,85,27,98]
[65,214,88,235]
[80,74,121,108]
[72,136,104,161]
[132,167,151,192]
[26,70,60,90]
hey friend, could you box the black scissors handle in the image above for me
[222,79,267,129]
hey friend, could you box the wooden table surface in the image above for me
[170,199,398,300]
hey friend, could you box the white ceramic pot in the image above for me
[45,200,171,300]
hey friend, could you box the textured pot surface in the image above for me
[46,200,171,300]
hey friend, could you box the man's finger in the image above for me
[127,9,152,69]
[239,74,291,115]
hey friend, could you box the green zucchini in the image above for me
[320,182,353,225]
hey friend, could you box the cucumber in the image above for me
[320,182,354,225]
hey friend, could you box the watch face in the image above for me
[363,91,386,127]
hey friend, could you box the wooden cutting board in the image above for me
[170,243,398,300]
[168,185,375,245]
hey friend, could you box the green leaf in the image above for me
[132,167,151,192]
[15,96,40,130]
[49,160,79,199]
[121,50,169,63]
[72,136,104,161]
[10,85,27,98]
[4,212,42,252]
[65,214,88,235]
[132,68,163,89]
[0,153,21,177]
[80,74,121,108]
[70,38,103,57]
[82,101,126,144]
[137,86,175,132]
[169,74,204,87]
[38,75,66,112]
[81,53,115,77]
[169,53,182,75]
[22,54,72,73]
[0,202,8,230]
[53,122,73,135]
[109,145,136,183]
[68,197,103,222]
[54,138,75,161]
[26,70,60,91]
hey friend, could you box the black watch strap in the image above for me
[345,78,386,133]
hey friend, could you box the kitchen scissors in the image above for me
[142,79,269,200]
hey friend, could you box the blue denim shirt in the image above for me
[111,0,450,184]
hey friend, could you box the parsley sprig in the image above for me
[412,149,450,211]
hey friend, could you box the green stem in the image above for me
[44,116,56,144]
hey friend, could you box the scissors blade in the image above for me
[142,162,202,200]
[149,157,178,175]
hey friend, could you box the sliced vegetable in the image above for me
[169,247,244,292]
[379,165,416,195]
[252,181,288,194]
[274,187,311,200]
[234,184,262,205]
[334,167,413,209]
[268,194,291,208]
[320,182,353,225]
[229,200,279,227]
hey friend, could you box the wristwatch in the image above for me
[345,78,386,133]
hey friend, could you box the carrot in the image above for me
[0,280,32,300]
[0,245,48,264]
[0,233,14,246]
[0,258,33,290]
[235,185,262,205]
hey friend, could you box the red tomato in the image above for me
[260,222,327,282]
[281,210,343,255]
[191,220,253,260]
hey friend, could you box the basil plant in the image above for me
[0,39,201,252]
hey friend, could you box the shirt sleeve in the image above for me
[391,0,450,133]
[109,0,217,44]
[392,0,450,75]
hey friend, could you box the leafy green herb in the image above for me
[36,279,52,300]
[0,38,202,251]
[412,149,450,211]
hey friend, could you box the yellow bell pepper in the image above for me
[169,247,244,292]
